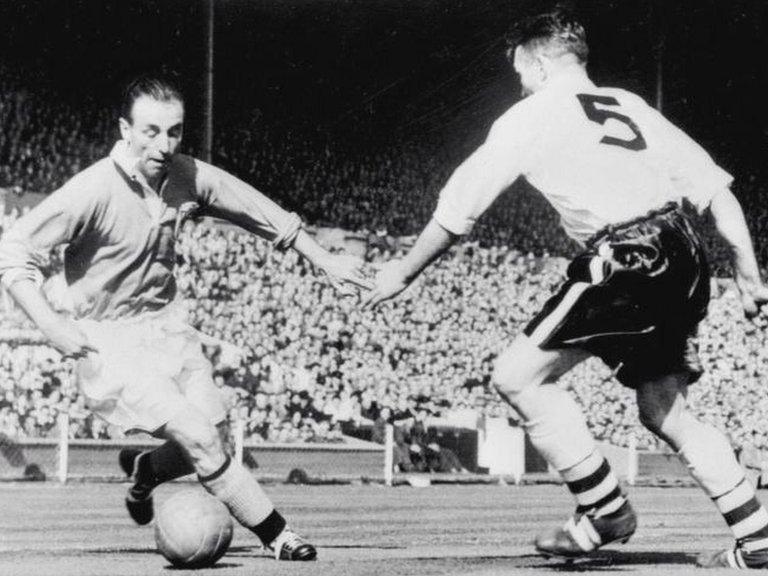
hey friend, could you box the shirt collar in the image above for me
[542,68,595,93]
[109,140,143,181]
[110,140,169,195]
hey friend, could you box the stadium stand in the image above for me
[1,74,768,476]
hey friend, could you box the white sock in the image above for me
[677,419,744,497]
[517,384,596,471]
[200,456,274,528]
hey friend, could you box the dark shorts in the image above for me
[523,203,710,388]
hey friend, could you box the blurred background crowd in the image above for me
[1,67,768,467]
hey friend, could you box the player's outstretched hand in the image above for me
[362,259,411,309]
[735,274,768,319]
[41,315,98,359]
[319,253,373,296]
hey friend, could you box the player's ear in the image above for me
[118,117,132,142]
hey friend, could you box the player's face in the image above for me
[119,95,184,181]
[512,46,544,97]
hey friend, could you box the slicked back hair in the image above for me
[121,75,184,123]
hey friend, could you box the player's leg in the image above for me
[492,333,635,557]
[121,419,234,511]
[636,374,768,569]
[120,422,234,525]
[162,404,316,561]
[174,345,316,562]
[120,440,194,525]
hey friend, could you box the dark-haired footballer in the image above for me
[0,75,370,562]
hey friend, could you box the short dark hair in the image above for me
[120,74,184,122]
[506,8,588,64]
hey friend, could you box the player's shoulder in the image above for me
[56,156,116,199]
[67,156,113,182]
[181,153,224,178]
[597,86,653,110]
[168,153,200,182]
[184,155,228,190]
[179,154,239,201]
[489,93,550,139]
[171,152,198,172]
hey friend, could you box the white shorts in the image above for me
[75,303,226,434]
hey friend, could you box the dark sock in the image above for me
[200,456,281,546]
[250,509,287,547]
[132,441,194,496]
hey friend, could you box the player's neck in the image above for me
[136,167,166,192]
[543,64,590,90]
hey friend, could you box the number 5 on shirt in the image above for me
[576,93,647,152]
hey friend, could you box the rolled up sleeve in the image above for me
[194,160,302,250]
[644,107,734,213]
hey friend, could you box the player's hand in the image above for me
[318,253,372,296]
[362,259,411,309]
[735,274,768,319]
[40,315,98,359]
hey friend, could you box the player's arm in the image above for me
[195,161,370,293]
[291,229,372,294]
[364,114,527,308]
[0,184,97,357]
[6,280,97,358]
[708,187,768,317]
[643,107,768,316]
[363,218,457,308]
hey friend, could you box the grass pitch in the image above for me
[0,481,749,575]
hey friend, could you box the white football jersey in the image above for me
[434,70,733,244]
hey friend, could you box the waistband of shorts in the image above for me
[585,202,682,248]
[77,301,185,328]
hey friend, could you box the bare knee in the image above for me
[492,335,586,405]
[163,410,225,476]
[492,345,540,405]
[492,357,531,402]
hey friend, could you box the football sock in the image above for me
[131,441,194,498]
[562,450,625,517]
[674,417,768,546]
[253,510,289,547]
[713,478,768,548]
[515,384,596,471]
[200,455,286,546]
[677,417,747,497]
[513,385,626,517]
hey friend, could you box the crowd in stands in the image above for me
[1,76,768,464]
[3,212,768,457]
[0,68,113,196]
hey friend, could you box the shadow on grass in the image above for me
[164,563,241,571]
[321,544,407,550]
[529,550,696,571]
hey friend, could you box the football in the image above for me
[154,490,234,568]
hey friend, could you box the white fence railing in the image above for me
[3,417,668,486]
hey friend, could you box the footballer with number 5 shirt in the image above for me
[365,9,768,569]
[0,75,371,562]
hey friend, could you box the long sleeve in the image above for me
[194,159,302,250]
[0,179,96,289]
